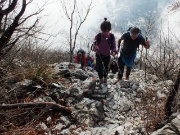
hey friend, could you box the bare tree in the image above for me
[60,0,94,62]
[138,13,158,71]
[0,0,44,58]
[146,41,180,80]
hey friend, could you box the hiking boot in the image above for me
[99,83,103,89]
[125,75,129,80]
[98,78,104,88]
[99,78,104,84]
[103,82,107,87]
[104,77,107,83]
[114,77,122,84]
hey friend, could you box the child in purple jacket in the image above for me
[93,18,117,87]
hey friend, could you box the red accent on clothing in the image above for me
[74,55,87,68]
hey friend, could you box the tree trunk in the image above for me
[69,50,73,63]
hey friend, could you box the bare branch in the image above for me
[0,0,6,5]
[169,1,180,12]
[72,0,93,54]
[1,0,26,43]
[0,0,18,23]
[1,102,72,114]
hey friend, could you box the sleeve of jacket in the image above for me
[111,34,117,53]
[139,35,146,46]
[118,33,126,49]
[94,34,98,42]
[93,34,98,52]
[74,55,78,63]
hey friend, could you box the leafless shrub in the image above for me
[2,39,69,68]
[59,0,95,62]
[146,41,180,81]
[138,28,180,133]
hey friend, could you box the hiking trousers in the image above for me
[118,56,132,79]
[96,54,110,79]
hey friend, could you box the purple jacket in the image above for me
[94,33,116,56]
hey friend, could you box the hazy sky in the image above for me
[26,0,179,50]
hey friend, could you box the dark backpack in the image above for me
[96,33,115,49]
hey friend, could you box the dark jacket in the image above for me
[119,32,146,54]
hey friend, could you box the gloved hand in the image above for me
[93,45,99,52]
[111,52,116,57]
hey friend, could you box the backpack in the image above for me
[96,33,115,49]
[109,60,118,73]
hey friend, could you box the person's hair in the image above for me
[78,52,82,58]
[100,18,111,32]
[130,26,140,34]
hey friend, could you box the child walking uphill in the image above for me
[93,18,116,87]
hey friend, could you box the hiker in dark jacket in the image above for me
[93,18,116,86]
[115,26,150,82]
